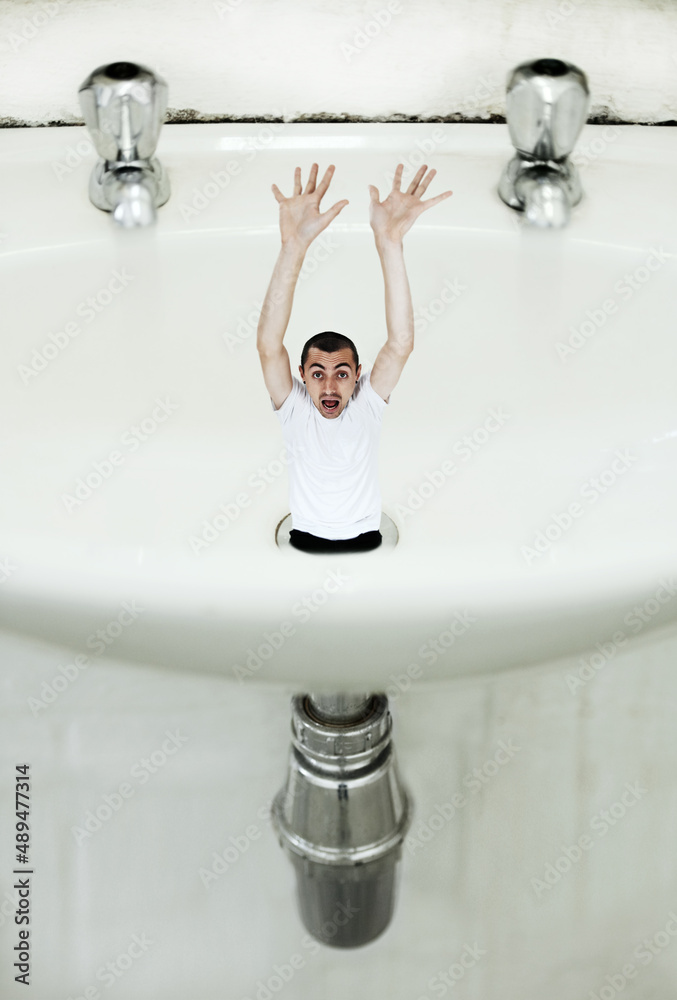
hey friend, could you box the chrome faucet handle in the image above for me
[505,57,590,163]
[78,61,168,164]
[78,61,170,226]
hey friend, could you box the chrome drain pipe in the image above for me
[271,692,412,948]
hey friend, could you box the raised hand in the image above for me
[272,163,349,250]
[368,164,453,244]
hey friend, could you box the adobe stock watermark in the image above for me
[588,911,677,1000]
[5,0,64,53]
[565,577,677,694]
[382,76,501,188]
[0,887,21,931]
[418,942,487,1000]
[413,611,477,668]
[544,0,585,27]
[531,780,648,897]
[51,119,116,181]
[198,786,308,890]
[571,125,623,170]
[65,932,155,999]
[381,612,476,705]
[396,406,510,521]
[70,730,189,844]
[17,268,134,384]
[459,71,501,118]
[213,0,246,17]
[413,275,467,338]
[232,568,351,681]
[239,905,360,999]
[180,115,287,223]
[61,397,179,512]
[0,556,16,584]
[222,232,341,354]
[188,443,306,554]
[406,739,520,856]
[385,74,501,191]
[52,132,97,180]
[522,449,638,565]
[555,247,670,361]
[340,1,402,63]
[199,797,277,889]
[385,128,451,188]
[27,601,144,717]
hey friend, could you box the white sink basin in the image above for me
[2,123,676,688]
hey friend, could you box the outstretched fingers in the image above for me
[273,163,334,202]
[404,165,425,195]
[413,167,437,197]
[303,162,319,195]
[270,168,303,201]
[314,163,337,201]
[419,189,454,212]
[391,163,448,200]
[320,198,349,224]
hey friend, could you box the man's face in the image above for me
[299,348,362,419]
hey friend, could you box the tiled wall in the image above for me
[3,620,677,998]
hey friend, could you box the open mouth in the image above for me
[322,399,339,412]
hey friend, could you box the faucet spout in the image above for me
[104,167,159,229]
[515,165,572,229]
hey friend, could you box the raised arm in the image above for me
[257,163,349,408]
[368,164,453,403]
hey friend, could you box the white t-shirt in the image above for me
[271,369,388,540]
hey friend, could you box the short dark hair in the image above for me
[300,331,359,373]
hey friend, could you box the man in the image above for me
[257,162,452,554]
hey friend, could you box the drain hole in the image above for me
[275,513,399,552]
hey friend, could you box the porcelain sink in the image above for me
[1,123,676,688]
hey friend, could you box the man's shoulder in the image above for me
[271,375,307,418]
[353,369,389,412]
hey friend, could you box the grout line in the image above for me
[1,115,675,129]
